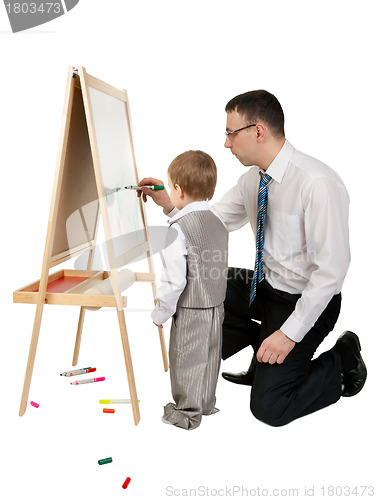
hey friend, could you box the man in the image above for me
[139,90,367,426]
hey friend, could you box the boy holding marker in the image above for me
[141,150,228,430]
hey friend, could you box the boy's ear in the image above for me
[175,183,184,198]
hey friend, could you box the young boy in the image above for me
[151,150,228,430]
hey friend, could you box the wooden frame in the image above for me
[14,66,168,425]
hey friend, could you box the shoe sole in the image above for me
[341,353,367,397]
[221,373,253,386]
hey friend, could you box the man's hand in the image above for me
[256,329,296,364]
[137,177,175,213]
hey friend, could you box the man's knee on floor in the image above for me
[250,393,291,427]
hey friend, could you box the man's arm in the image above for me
[138,174,251,227]
[280,176,350,342]
[211,176,250,231]
[257,176,350,364]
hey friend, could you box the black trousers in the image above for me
[222,268,342,426]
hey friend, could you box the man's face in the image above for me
[225,111,256,166]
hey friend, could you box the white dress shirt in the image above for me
[151,201,212,326]
[211,140,350,342]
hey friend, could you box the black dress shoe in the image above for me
[222,356,257,386]
[335,331,367,397]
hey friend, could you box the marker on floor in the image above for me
[99,399,139,404]
[30,401,39,408]
[122,477,131,489]
[60,367,96,376]
[98,457,112,465]
[71,377,105,385]
[103,408,115,414]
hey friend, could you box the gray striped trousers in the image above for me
[163,304,224,430]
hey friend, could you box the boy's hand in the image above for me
[153,322,163,328]
[138,177,175,213]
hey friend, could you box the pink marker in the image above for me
[70,377,105,385]
[30,401,39,408]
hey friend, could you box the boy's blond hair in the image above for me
[168,150,217,200]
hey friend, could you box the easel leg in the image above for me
[117,310,140,425]
[19,302,45,416]
[158,327,169,372]
[72,307,86,366]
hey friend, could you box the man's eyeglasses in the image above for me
[225,123,256,139]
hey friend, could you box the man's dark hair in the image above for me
[225,90,285,138]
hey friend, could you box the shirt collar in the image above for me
[168,200,210,224]
[262,139,294,184]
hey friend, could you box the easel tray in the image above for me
[13,269,127,308]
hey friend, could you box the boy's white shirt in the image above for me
[151,201,211,326]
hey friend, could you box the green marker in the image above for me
[124,185,165,190]
[98,457,112,465]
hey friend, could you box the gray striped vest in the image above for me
[172,210,228,308]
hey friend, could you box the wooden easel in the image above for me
[13,66,168,425]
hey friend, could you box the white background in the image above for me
[1,1,375,499]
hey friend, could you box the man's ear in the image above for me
[255,123,267,141]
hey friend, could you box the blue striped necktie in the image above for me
[249,171,273,305]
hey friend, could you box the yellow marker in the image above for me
[99,399,140,404]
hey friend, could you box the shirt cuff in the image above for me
[151,307,171,326]
[280,314,309,343]
[165,207,179,218]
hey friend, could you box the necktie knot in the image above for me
[259,171,272,185]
